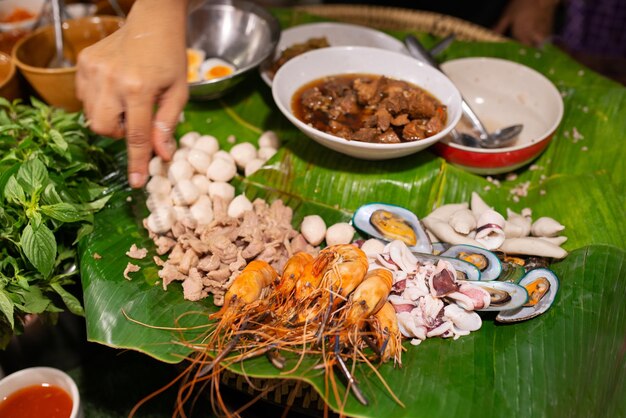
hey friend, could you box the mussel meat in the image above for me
[496,268,559,323]
[352,203,432,254]
[370,209,417,246]
[459,281,528,312]
[441,244,502,281]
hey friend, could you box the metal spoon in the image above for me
[404,34,523,149]
[48,0,73,68]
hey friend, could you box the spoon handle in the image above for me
[404,35,490,141]
[51,0,65,66]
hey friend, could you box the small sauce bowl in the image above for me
[0,367,82,418]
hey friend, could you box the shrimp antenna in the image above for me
[361,334,384,360]
[198,318,248,377]
[333,335,369,406]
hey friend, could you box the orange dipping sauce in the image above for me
[0,384,72,418]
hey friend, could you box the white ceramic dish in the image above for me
[272,46,462,160]
[260,22,407,87]
[0,0,44,32]
[0,367,83,418]
[434,57,564,175]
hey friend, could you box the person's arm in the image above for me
[493,0,560,47]
[76,0,190,188]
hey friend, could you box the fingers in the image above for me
[152,84,189,161]
[492,14,512,35]
[125,92,155,188]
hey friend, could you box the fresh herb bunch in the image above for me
[0,98,115,347]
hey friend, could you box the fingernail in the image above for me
[129,172,147,188]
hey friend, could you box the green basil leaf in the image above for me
[40,202,86,223]
[0,289,15,329]
[48,129,68,151]
[79,195,112,212]
[27,210,42,230]
[41,183,63,205]
[50,283,84,316]
[74,223,94,245]
[11,286,51,314]
[21,223,56,278]
[4,176,25,204]
[17,158,48,194]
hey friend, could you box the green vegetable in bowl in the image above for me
[0,98,116,347]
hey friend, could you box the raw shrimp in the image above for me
[275,252,314,300]
[343,269,394,327]
[369,301,403,365]
[210,260,278,338]
[317,244,369,299]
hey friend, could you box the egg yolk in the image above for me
[204,65,233,80]
[187,48,204,69]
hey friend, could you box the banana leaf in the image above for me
[78,10,626,418]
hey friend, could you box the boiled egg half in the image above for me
[200,58,236,81]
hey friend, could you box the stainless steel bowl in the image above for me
[187,0,280,100]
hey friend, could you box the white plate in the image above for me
[260,22,407,87]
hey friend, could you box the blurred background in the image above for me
[1,0,624,85]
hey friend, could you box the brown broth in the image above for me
[0,384,73,418]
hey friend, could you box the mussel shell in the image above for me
[352,203,432,254]
[459,281,528,312]
[441,244,502,281]
[411,252,481,281]
[496,268,559,323]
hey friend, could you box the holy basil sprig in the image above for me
[0,98,115,346]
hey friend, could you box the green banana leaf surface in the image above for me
[78,9,626,418]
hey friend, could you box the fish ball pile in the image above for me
[142,130,356,304]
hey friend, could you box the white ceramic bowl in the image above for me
[0,0,44,32]
[0,367,82,418]
[272,46,462,160]
[260,22,407,87]
[434,57,564,175]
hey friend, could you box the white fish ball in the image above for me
[146,193,172,213]
[193,135,220,155]
[187,149,212,174]
[325,222,355,246]
[146,175,171,196]
[171,179,200,206]
[146,206,174,234]
[190,195,214,226]
[208,182,235,204]
[244,158,264,177]
[191,174,211,195]
[230,142,257,169]
[148,156,169,177]
[213,150,235,164]
[258,130,280,149]
[258,146,277,162]
[172,205,196,229]
[300,215,326,246]
[206,158,237,182]
[172,147,190,162]
[227,194,253,218]
[179,131,200,148]
[168,160,194,183]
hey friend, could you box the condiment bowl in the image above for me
[259,22,408,87]
[272,46,462,160]
[0,367,82,418]
[434,57,564,175]
[11,15,124,112]
[187,0,280,100]
[0,51,20,100]
[0,0,44,32]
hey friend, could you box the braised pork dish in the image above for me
[292,74,447,143]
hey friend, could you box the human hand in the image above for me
[493,0,559,47]
[76,0,189,188]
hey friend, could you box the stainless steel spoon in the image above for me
[48,0,73,68]
[404,34,523,149]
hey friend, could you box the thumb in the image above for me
[152,85,189,161]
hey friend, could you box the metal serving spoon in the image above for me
[404,34,523,149]
[48,0,73,68]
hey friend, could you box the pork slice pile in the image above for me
[145,196,318,305]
